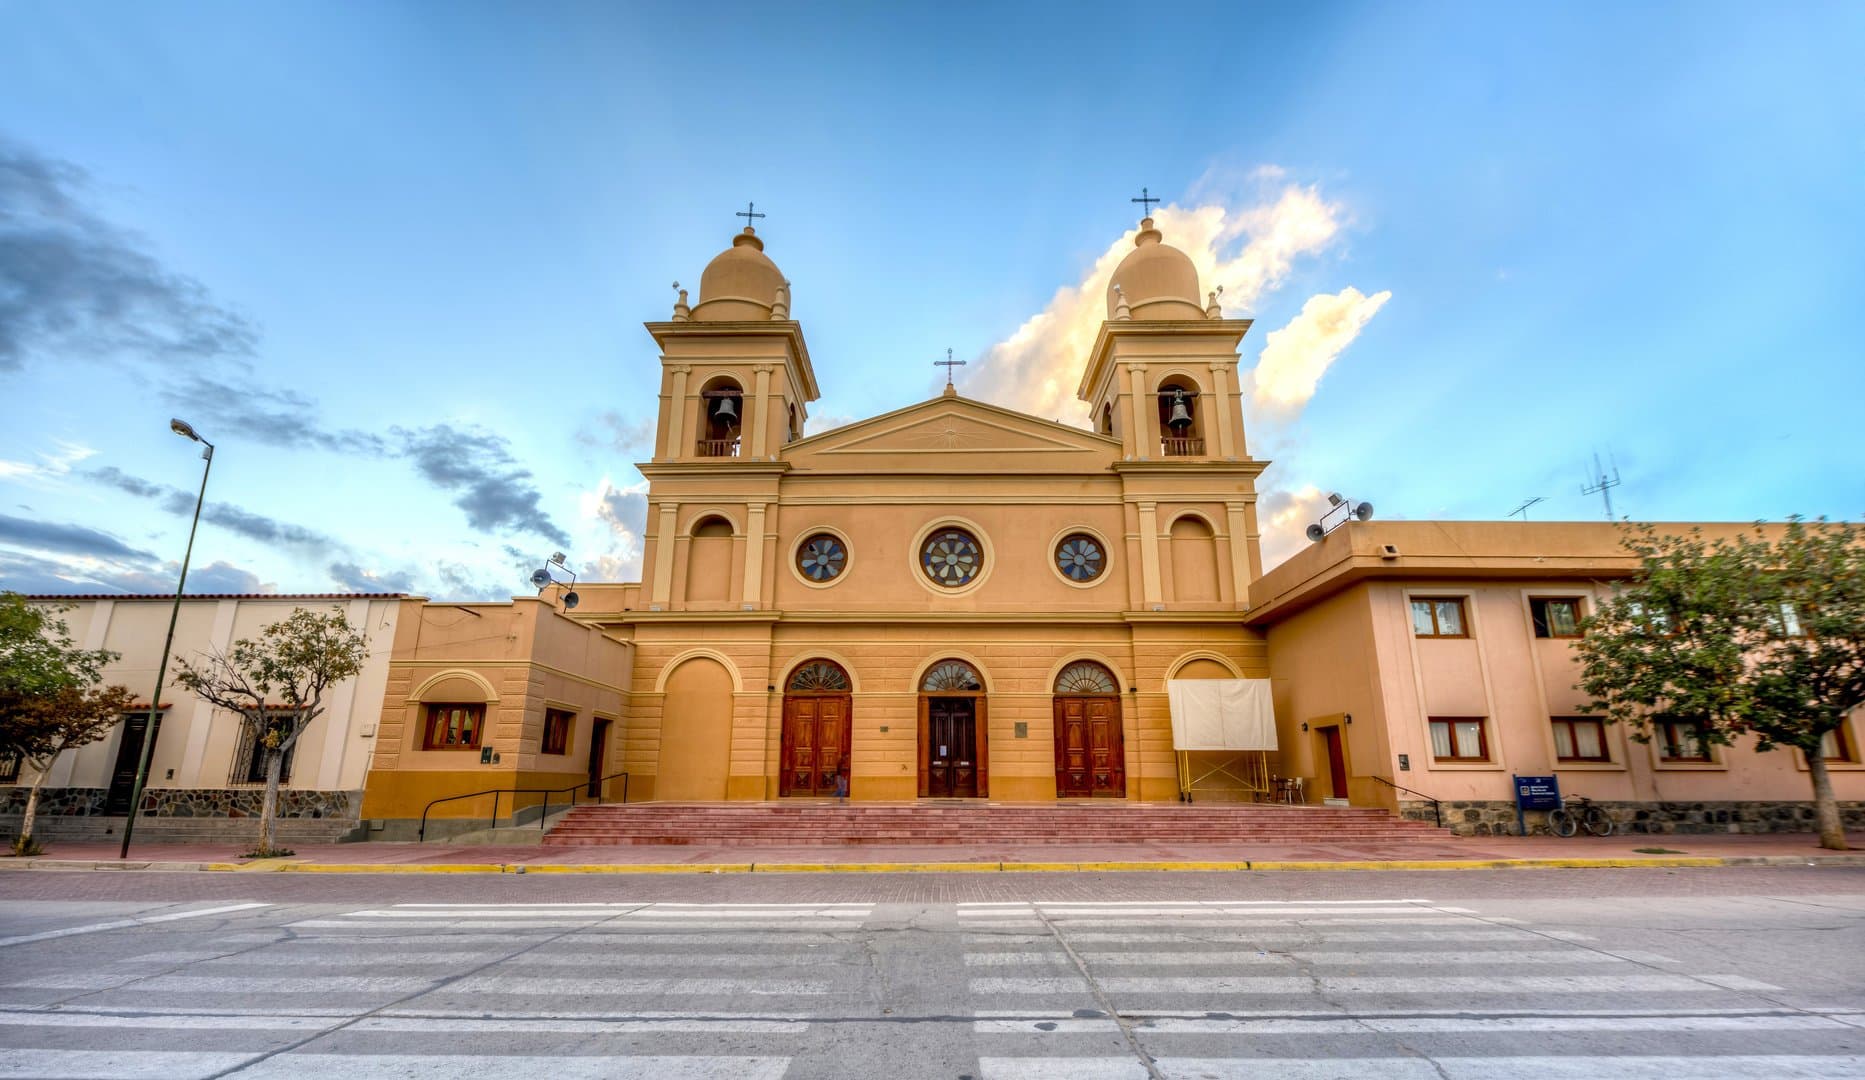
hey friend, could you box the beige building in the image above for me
[3,593,402,840]
[1249,521,1865,834]
[362,217,1276,822]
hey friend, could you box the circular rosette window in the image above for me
[795,533,848,583]
[920,528,983,588]
[1054,532,1107,583]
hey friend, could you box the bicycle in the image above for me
[1547,794,1614,837]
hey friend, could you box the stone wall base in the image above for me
[1400,798,1865,837]
[0,787,359,820]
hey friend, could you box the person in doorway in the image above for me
[834,757,850,800]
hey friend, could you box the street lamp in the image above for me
[119,419,214,858]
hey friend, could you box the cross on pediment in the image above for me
[935,348,966,386]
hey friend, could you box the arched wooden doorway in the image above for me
[1053,661,1125,798]
[918,659,987,798]
[780,660,852,797]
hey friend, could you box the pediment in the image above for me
[790,395,1116,461]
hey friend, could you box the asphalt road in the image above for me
[1,866,1861,1078]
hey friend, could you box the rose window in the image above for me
[920,528,983,588]
[796,533,847,582]
[1055,533,1106,582]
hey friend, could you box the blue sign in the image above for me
[1513,774,1561,811]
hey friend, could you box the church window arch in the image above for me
[788,659,851,692]
[921,659,984,692]
[1054,661,1118,695]
[697,375,743,457]
[685,515,735,604]
[1156,376,1204,457]
[1168,514,1221,603]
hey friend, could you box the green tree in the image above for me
[0,593,134,855]
[1577,520,1864,850]
[175,607,369,857]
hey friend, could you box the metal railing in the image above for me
[1160,436,1205,457]
[695,438,740,457]
[417,771,630,842]
[1371,775,1442,828]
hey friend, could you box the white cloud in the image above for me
[963,184,1347,426]
[578,475,648,583]
[805,412,856,435]
[1248,287,1391,414]
[1257,484,1334,571]
[0,439,96,485]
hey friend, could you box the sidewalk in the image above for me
[5,831,1863,873]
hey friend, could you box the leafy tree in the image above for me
[1578,520,1864,850]
[175,607,369,857]
[0,593,134,855]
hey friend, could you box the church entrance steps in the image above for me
[541,802,1444,847]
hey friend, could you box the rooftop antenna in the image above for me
[1509,497,1546,521]
[1581,451,1622,520]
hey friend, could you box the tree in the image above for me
[174,607,369,857]
[1577,520,1865,850]
[0,593,134,855]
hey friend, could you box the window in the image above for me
[541,709,573,755]
[1531,597,1584,638]
[231,711,297,785]
[796,533,848,582]
[920,528,983,588]
[1551,717,1609,762]
[1818,725,1858,764]
[1429,717,1489,761]
[1657,716,1712,762]
[1770,602,1805,638]
[0,753,19,783]
[424,703,485,750]
[1411,598,1468,638]
[1054,533,1107,583]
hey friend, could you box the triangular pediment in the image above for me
[787,394,1117,466]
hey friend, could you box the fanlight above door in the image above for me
[788,660,851,692]
[921,660,983,692]
[1054,661,1117,695]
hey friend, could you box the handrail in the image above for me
[1371,775,1441,828]
[418,771,630,842]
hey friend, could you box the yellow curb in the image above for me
[523,863,754,874]
[752,862,1002,874]
[1074,861,1253,872]
[1246,856,1732,872]
[276,862,511,873]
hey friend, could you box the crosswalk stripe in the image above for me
[226,1055,793,1079]
[1027,930,1571,944]
[444,976,833,995]
[350,1016,808,1033]
[958,906,1434,917]
[0,1049,265,1078]
[7,974,438,993]
[970,974,1781,994]
[0,903,272,949]
[0,1009,338,1031]
[145,951,844,969]
[980,1058,1865,1080]
[975,1014,1859,1034]
[958,900,1436,907]
[961,949,1625,967]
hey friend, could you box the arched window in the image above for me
[1054,661,1117,695]
[788,660,851,692]
[1157,379,1203,457]
[1099,402,1115,437]
[698,377,743,457]
[921,659,983,692]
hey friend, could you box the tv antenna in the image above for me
[1581,452,1622,520]
[1509,497,1546,521]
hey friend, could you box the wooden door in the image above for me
[781,695,851,796]
[105,713,158,814]
[1054,695,1125,798]
[586,718,610,799]
[1321,725,1348,799]
[925,698,978,798]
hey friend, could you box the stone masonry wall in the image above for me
[1401,798,1865,836]
[0,787,359,820]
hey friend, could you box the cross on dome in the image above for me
[736,201,766,230]
[1130,187,1160,219]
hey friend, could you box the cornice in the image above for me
[645,320,819,401]
[637,461,792,478]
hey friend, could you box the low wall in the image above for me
[0,787,359,820]
[1401,798,1865,836]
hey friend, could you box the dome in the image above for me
[1105,218,1204,321]
[692,228,787,321]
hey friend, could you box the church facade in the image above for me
[361,216,1277,818]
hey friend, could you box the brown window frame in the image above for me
[1411,597,1469,638]
[1428,716,1490,762]
[1818,724,1858,764]
[1551,716,1610,762]
[423,703,485,751]
[1657,716,1712,762]
[1530,597,1585,639]
[541,708,573,756]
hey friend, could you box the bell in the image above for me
[1166,391,1193,430]
[712,396,738,424]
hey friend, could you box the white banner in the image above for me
[1167,679,1277,750]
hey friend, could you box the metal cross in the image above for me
[935,348,966,386]
[1131,187,1160,218]
[736,201,766,229]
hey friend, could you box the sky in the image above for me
[1,2,1861,599]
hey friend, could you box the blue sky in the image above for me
[1,2,1860,598]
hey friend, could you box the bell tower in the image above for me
[638,221,820,612]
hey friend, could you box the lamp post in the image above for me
[119,419,214,858]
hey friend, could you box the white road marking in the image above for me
[0,1009,339,1031]
[227,1055,794,1079]
[350,1016,809,1033]
[981,1057,1865,1080]
[975,1014,1857,1034]
[0,903,271,948]
[443,975,833,995]
[971,974,1781,994]
[983,930,1544,944]
[0,1049,265,1078]
[7,974,437,994]
[962,949,1625,967]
